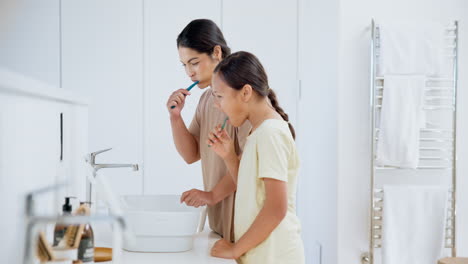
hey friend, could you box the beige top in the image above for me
[235,119,304,264]
[188,88,251,242]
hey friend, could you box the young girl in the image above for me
[166,19,250,242]
[207,51,304,263]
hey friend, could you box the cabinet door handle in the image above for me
[60,113,63,161]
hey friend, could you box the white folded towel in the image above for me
[382,186,448,264]
[378,21,447,76]
[376,75,425,168]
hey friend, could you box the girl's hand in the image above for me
[180,189,213,207]
[211,239,238,259]
[167,88,191,115]
[207,124,236,160]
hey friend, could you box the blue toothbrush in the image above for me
[171,80,199,109]
[221,117,229,130]
[208,117,229,147]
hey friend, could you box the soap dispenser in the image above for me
[53,196,75,246]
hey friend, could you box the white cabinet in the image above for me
[0,94,59,263]
[0,69,89,264]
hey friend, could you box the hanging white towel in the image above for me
[382,185,448,264]
[378,21,448,76]
[376,75,425,168]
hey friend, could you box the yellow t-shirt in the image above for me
[234,119,304,264]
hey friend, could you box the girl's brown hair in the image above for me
[214,51,295,139]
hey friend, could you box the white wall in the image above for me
[0,0,61,87]
[297,0,339,264]
[0,0,18,32]
[337,1,468,263]
[61,0,144,196]
[222,0,299,127]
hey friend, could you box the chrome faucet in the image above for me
[23,183,127,264]
[85,148,139,204]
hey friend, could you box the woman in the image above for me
[166,19,250,242]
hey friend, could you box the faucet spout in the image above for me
[94,163,139,172]
[85,148,139,205]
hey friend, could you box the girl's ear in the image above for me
[240,84,253,102]
[212,45,222,61]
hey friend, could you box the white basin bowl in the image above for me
[121,195,204,252]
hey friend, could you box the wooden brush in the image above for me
[58,223,85,249]
[75,203,91,216]
[36,231,56,261]
[58,204,90,249]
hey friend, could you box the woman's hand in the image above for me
[167,88,191,115]
[180,189,213,207]
[207,124,236,160]
[211,239,239,259]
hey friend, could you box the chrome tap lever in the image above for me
[92,147,112,157]
[86,148,113,165]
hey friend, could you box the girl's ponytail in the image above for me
[267,89,296,140]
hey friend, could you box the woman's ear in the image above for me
[212,45,222,61]
[240,84,253,102]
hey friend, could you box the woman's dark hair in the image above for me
[177,19,231,59]
[214,51,296,140]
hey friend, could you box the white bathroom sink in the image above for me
[121,195,205,252]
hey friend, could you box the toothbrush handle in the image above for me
[170,81,199,109]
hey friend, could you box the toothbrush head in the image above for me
[186,80,199,91]
[221,117,229,130]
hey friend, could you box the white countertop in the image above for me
[106,227,235,264]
